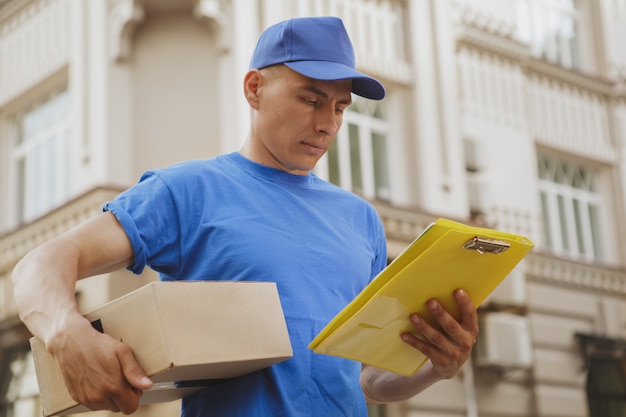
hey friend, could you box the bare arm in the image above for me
[12,212,152,414]
[360,289,478,403]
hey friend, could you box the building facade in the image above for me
[1,0,625,416]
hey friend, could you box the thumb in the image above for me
[117,346,153,390]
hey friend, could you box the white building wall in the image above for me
[405,0,470,219]
[598,0,626,80]
[128,14,219,177]
[1,0,626,416]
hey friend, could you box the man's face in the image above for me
[246,65,353,175]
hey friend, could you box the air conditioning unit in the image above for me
[475,312,533,368]
[486,263,527,306]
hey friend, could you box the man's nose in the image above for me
[315,106,340,137]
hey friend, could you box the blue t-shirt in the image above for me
[103,152,388,416]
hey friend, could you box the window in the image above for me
[577,333,626,417]
[0,347,40,417]
[517,0,582,69]
[324,97,390,200]
[9,89,71,225]
[367,403,386,417]
[537,155,604,261]
[587,356,626,416]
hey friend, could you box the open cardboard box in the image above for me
[30,281,293,416]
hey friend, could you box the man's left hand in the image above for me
[401,288,478,379]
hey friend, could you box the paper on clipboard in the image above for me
[308,218,535,376]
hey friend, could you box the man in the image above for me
[12,16,478,416]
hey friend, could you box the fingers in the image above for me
[66,366,140,415]
[401,289,479,379]
[454,289,479,336]
[402,303,470,357]
[55,328,149,415]
[118,344,153,391]
[110,381,144,415]
[116,343,153,414]
[408,290,477,348]
[80,385,142,415]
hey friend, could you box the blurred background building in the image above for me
[1,0,626,416]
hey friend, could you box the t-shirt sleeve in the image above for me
[369,206,388,282]
[103,171,182,276]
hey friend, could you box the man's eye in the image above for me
[304,98,318,105]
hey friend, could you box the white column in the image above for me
[104,0,145,186]
[217,0,261,151]
[407,0,469,218]
[613,100,626,262]
[86,0,110,187]
[68,0,89,193]
[0,117,10,231]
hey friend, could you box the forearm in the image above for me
[360,362,445,403]
[11,212,134,346]
[12,237,86,345]
[13,240,152,414]
[361,290,479,403]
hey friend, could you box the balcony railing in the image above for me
[2,186,624,323]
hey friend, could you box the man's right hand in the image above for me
[11,212,151,413]
[48,316,153,414]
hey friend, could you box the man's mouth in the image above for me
[302,141,327,153]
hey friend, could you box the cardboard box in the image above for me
[30,281,293,416]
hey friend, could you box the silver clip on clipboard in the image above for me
[462,237,510,255]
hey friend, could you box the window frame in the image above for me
[577,333,626,417]
[318,96,391,201]
[516,0,586,70]
[537,154,605,262]
[7,88,72,227]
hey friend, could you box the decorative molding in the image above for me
[526,252,626,295]
[372,201,436,243]
[0,186,124,272]
[2,187,622,304]
[456,24,530,64]
[371,201,498,258]
[453,2,517,40]
[192,0,230,53]
[525,59,614,99]
[108,0,144,62]
[608,61,626,83]
[375,206,436,259]
[609,79,626,109]
[371,201,626,296]
[456,23,616,99]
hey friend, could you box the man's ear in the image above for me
[243,69,262,109]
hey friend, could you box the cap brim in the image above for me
[285,61,386,100]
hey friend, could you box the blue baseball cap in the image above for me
[249,16,386,100]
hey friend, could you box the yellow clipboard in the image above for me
[308,218,535,376]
